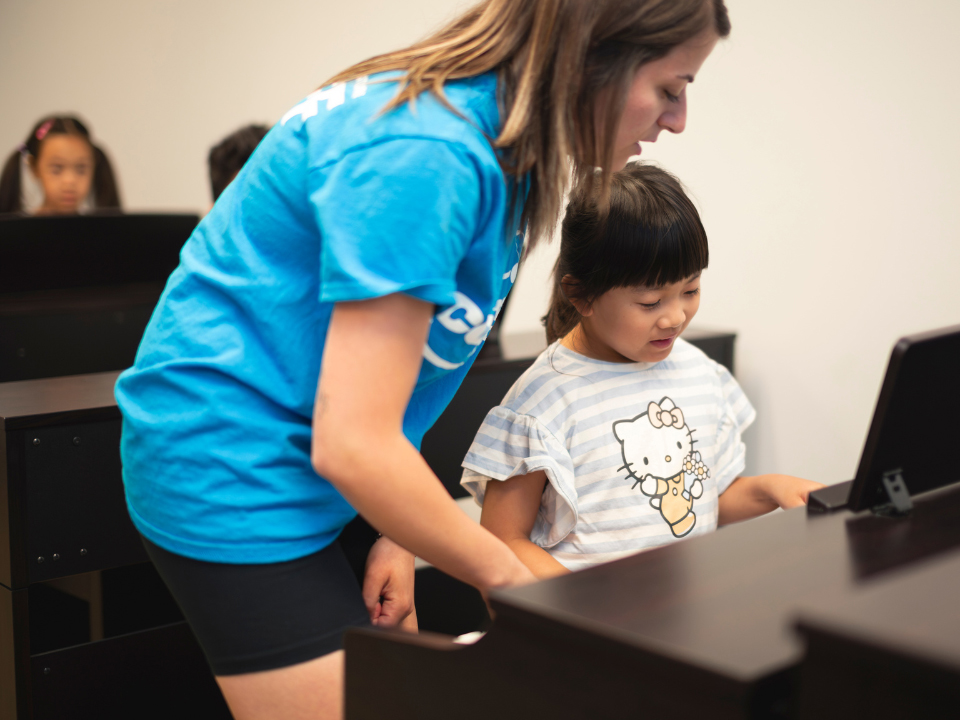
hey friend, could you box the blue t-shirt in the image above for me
[115,72,525,563]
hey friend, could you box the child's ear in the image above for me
[560,274,593,317]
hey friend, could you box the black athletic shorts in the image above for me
[142,516,378,676]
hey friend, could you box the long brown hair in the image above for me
[544,162,709,343]
[324,0,730,247]
[0,115,122,214]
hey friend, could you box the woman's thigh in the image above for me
[142,534,371,678]
[216,650,344,720]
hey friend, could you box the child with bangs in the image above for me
[461,162,822,577]
[0,115,121,215]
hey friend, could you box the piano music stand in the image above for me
[808,323,960,515]
[848,323,960,513]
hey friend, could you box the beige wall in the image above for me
[0,0,469,210]
[504,0,960,483]
[3,0,959,485]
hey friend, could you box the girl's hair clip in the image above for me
[35,120,54,141]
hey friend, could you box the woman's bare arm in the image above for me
[311,293,535,593]
[480,470,569,579]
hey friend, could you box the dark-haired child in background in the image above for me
[0,115,121,215]
[208,124,269,202]
[461,162,823,579]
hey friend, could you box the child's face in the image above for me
[30,134,94,214]
[605,28,719,170]
[576,273,702,363]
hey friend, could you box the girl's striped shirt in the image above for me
[461,338,755,571]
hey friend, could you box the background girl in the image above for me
[114,0,731,716]
[463,163,823,578]
[0,115,121,215]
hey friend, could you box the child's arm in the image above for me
[718,474,825,526]
[480,471,570,580]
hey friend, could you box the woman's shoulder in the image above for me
[277,72,502,172]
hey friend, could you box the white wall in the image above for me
[2,0,959,485]
[505,0,960,483]
[0,0,469,210]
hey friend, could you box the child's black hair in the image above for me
[0,115,121,214]
[208,124,269,201]
[544,162,709,343]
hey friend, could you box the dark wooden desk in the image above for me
[345,483,960,720]
[795,548,960,720]
[0,371,230,720]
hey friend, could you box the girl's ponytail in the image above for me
[91,144,121,209]
[543,266,582,344]
[0,149,24,214]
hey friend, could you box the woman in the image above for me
[115,0,730,716]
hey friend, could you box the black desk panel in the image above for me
[0,213,196,383]
[0,214,196,295]
[0,371,229,719]
[795,549,960,720]
[0,372,135,590]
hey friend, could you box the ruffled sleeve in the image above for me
[460,406,578,548]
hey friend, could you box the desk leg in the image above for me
[0,584,31,720]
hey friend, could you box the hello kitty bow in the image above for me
[647,401,684,429]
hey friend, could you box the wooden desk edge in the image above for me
[0,371,122,428]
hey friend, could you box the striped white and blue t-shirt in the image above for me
[461,338,756,571]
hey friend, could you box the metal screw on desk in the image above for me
[80,548,88,556]
[33,438,40,446]
[37,556,44,564]
[52,553,60,561]
[73,437,81,446]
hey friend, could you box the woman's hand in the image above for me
[718,474,825,525]
[363,536,417,631]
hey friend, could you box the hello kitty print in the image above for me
[613,397,711,538]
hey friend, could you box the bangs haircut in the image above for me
[545,162,708,343]
[588,162,709,290]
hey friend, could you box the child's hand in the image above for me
[761,474,826,510]
[719,474,826,525]
[363,536,418,631]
